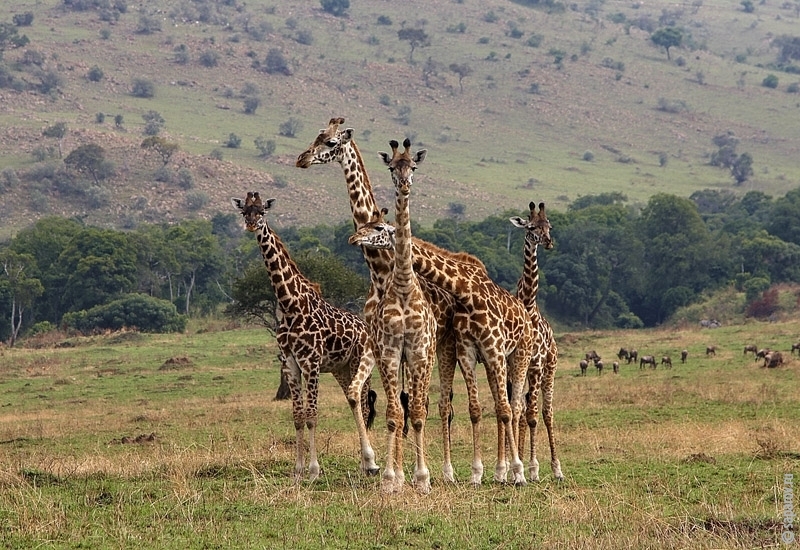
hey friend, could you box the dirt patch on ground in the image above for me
[158,356,192,370]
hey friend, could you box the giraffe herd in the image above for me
[235,116,563,493]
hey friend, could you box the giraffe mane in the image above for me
[412,237,488,274]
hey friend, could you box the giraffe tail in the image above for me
[366,389,377,430]
[400,390,410,438]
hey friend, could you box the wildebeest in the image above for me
[639,355,657,369]
[706,346,717,356]
[579,359,588,376]
[627,349,638,365]
[617,348,629,361]
[743,344,757,355]
[763,351,784,368]
[680,349,688,364]
[585,350,601,363]
[661,356,672,369]
[791,343,800,355]
[594,357,604,375]
[755,348,771,362]
[612,361,620,374]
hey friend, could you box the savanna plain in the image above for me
[1,318,798,549]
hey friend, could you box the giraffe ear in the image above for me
[264,198,277,209]
[509,216,527,228]
[413,149,428,165]
[341,128,354,142]
[231,197,246,211]
[378,151,391,166]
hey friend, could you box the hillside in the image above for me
[1,0,800,236]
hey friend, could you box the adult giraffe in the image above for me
[297,118,486,485]
[231,192,379,481]
[510,201,564,482]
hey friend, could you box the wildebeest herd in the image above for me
[577,342,796,375]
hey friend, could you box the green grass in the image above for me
[1,317,798,548]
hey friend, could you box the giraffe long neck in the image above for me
[342,141,379,227]
[393,191,415,294]
[256,221,313,315]
[517,238,543,322]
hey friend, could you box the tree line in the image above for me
[3,187,800,344]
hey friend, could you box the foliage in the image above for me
[397,28,430,63]
[254,136,276,158]
[279,117,303,138]
[263,48,290,75]
[87,65,103,82]
[225,133,242,148]
[130,77,155,98]
[744,287,779,318]
[62,293,187,333]
[762,74,779,89]
[651,27,682,59]
[320,0,350,17]
[13,12,35,26]
[141,136,178,165]
[199,50,219,68]
[243,95,260,114]
[64,143,111,184]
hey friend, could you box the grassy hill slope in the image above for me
[1,0,799,236]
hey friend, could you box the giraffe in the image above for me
[231,191,379,481]
[509,202,565,481]
[346,139,436,493]
[297,118,485,485]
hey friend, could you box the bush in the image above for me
[788,82,800,93]
[131,78,155,98]
[279,117,303,138]
[62,294,187,334]
[243,96,260,114]
[320,0,349,16]
[87,65,104,82]
[13,12,34,26]
[745,287,779,318]
[264,48,290,75]
[615,312,644,329]
[95,112,105,123]
[186,191,209,210]
[254,136,276,158]
[177,169,194,190]
[225,133,242,148]
[582,150,594,162]
[762,74,779,88]
[199,50,219,67]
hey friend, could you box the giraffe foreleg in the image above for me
[378,349,404,493]
[283,355,307,482]
[524,365,544,482]
[541,360,564,481]
[345,345,379,476]
[305,366,322,482]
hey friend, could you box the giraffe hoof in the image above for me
[365,467,380,476]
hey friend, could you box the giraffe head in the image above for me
[295,117,355,168]
[231,191,276,232]
[509,201,554,250]
[347,207,396,249]
[378,138,427,196]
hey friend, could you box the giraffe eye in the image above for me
[324,140,337,147]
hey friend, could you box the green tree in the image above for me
[731,152,753,184]
[64,143,109,184]
[141,136,178,165]
[398,28,430,63]
[165,220,225,314]
[766,187,800,246]
[651,27,682,60]
[449,63,472,93]
[54,227,139,313]
[0,250,44,346]
[9,217,84,324]
[62,294,186,334]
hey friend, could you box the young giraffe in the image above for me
[347,139,437,493]
[509,202,565,482]
[297,118,485,485]
[231,192,379,481]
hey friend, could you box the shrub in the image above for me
[264,48,290,75]
[788,82,800,93]
[615,312,644,329]
[225,133,242,148]
[186,191,209,210]
[86,185,111,208]
[254,136,276,158]
[243,96,260,114]
[173,44,189,64]
[745,287,779,318]
[762,74,779,88]
[210,149,223,160]
[377,15,392,25]
[95,112,105,123]
[199,50,219,67]
[87,65,104,82]
[582,150,594,161]
[320,0,349,17]
[13,12,35,26]
[131,78,155,98]
[279,117,303,138]
[62,294,187,333]
[295,29,314,45]
[100,28,111,39]
[177,169,194,190]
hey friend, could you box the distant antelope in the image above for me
[661,356,673,369]
[791,343,800,355]
[639,355,656,369]
[763,351,784,368]
[705,346,716,357]
[585,350,601,363]
[612,361,619,374]
[594,357,604,375]
[627,349,638,365]
[755,348,771,362]
[617,348,629,361]
[743,344,757,355]
[680,349,688,364]
[579,359,588,376]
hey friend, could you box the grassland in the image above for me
[2,0,800,235]
[1,317,798,548]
